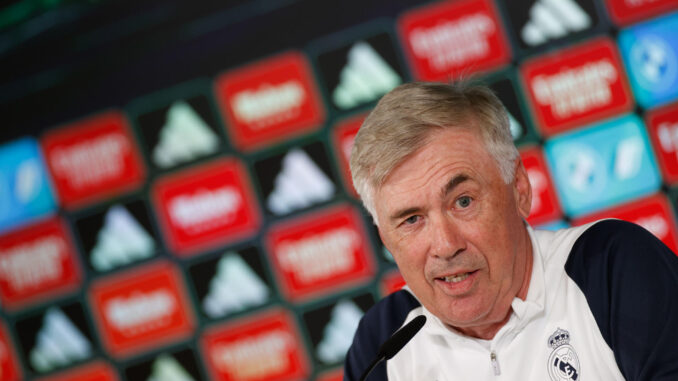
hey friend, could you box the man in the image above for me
[344,81,678,380]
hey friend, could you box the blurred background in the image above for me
[1,0,677,379]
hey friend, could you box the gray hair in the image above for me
[349,81,519,222]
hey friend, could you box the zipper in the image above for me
[490,351,500,375]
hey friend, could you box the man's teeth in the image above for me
[443,273,470,283]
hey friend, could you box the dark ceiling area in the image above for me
[0,0,427,143]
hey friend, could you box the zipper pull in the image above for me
[490,351,500,376]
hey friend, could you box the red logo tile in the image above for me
[521,38,633,136]
[41,111,145,209]
[0,217,81,309]
[35,361,119,381]
[573,193,678,253]
[603,0,678,26]
[201,308,309,381]
[331,114,365,197]
[0,322,22,381]
[152,158,260,256]
[380,269,406,297]
[215,51,325,151]
[647,103,678,184]
[398,0,511,81]
[520,146,562,225]
[89,261,194,357]
[266,205,375,302]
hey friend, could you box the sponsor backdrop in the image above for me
[2,0,678,379]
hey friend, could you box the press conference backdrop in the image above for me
[1,0,678,379]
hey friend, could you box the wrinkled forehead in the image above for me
[374,124,492,188]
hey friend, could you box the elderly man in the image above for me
[344,81,678,380]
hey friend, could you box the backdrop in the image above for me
[0,0,677,380]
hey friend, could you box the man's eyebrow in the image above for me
[441,174,470,198]
[389,207,422,222]
[388,175,470,223]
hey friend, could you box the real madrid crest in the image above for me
[547,328,580,381]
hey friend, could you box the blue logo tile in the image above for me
[0,138,57,233]
[618,12,678,108]
[545,115,661,217]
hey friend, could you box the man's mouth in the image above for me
[436,270,476,284]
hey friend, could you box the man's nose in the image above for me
[428,216,465,260]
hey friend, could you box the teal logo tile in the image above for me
[545,115,661,217]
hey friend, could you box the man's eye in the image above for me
[456,196,472,208]
[404,215,420,225]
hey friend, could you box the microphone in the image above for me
[358,315,427,381]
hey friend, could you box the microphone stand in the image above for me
[358,315,426,381]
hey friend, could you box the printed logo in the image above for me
[201,309,309,381]
[547,328,580,381]
[335,42,401,110]
[254,141,337,216]
[41,111,145,209]
[647,103,678,184]
[135,95,221,170]
[520,146,562,225]
[0,138,56,233]
[36,361,120,381]
[152,158,260,256]
[500,0,598,52]
[604,0,678,26]
[124,347,202,381]
[317,300,363,364]
[89,261,194,357]
[0,217,81,309]
[74,200,157,272]
[301,294,373,366]
[398,0,510,80]
[266,205,375,301]
[545,114,661,217]
[15,302,96,375]
[521,38,633,136]
[316,32,405,112]
[523,0,591,47]
[189,249,271,319]
[331,114,365,197]
[215,51,325,151]
[573,193,678,253]
[618,13,678,108]
[0,322,22,381]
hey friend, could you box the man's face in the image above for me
[374,126,532,337]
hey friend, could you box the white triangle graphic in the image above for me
[267,149,335,215]
[29,307,92,373]
[316,299,364,364]
[147,354,195,381]
[521,0,591,46]
[152,101,219,168]
[90,205,156,272]
[614,136,643,180]
[508,112,523,140]
[332,42,402,109]
[202,252,270,318]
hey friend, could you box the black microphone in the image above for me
[358,315,427,381]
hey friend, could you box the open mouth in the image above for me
[436,270,477,284]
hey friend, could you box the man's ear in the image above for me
[513,158,532,220]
